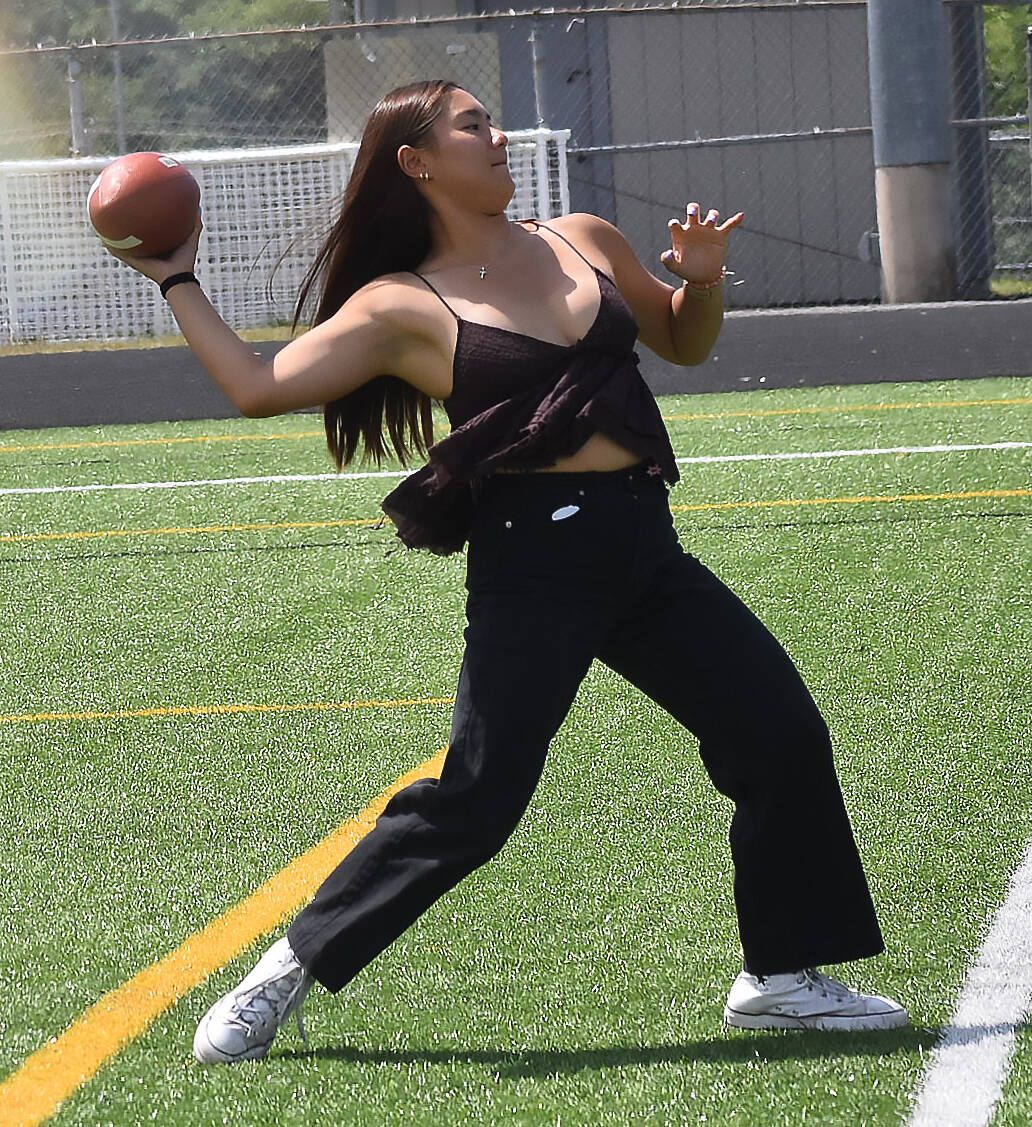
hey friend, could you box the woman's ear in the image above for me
[397,144,429,181]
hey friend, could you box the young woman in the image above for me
[111,80,906,1062]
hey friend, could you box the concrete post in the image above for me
[868,0,956,302]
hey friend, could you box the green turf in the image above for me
[2,375,1031,1125]
[998,1023,1032,1127]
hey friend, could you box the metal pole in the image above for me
[529,21,548,128]
[1025,25,1032,222]
[67,56,87,156]
[948,3,992,299]
[0,174,22,342]
[109,0,128,153]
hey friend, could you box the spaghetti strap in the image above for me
[530,220,598,272]
[411,272,460,322]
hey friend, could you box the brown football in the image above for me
[88,152,200,258]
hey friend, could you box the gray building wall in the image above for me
[603,4,878,307]
[325,2,881,307]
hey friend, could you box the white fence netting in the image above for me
[0,128,569,345]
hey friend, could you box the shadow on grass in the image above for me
[691,508,1032,536]
[0,536,364,567]
[278,1026,939,1076]
[3,505,1030,569]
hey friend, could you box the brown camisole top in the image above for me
[380,222,679,554]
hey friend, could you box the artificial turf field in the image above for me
[1,373,1030,1127]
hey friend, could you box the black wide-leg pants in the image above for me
[288,464,884,990]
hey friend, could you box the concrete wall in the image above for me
[4,300,1029,431]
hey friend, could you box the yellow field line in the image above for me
[5,486,1028,550]
[2,395,1030,455]
[2,484,1022,554]
[0,696,454,726]
[670,487,1032,514]
[0,747,449,1127]
[664,395,1032,422]
[0,517,380,545]
[0,431,324,454]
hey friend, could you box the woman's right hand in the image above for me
[104,211,203,285]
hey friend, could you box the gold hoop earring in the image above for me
[418,170,432,182]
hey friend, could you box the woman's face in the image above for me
[423,88,513,213]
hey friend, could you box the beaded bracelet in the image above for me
[681,268,733,298]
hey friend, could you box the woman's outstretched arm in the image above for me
[557,207,744,366]
[661,203,744,364]
[107,217,443,417]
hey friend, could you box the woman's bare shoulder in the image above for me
[541,211,615,236]
[335,272,453,340]
[536,212,631,273]
[328,272,454,397]
[351,271,440,313]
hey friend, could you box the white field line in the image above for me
[907,834,1032,1127]
[0,469,404,497]
[675,441,1032,466]
[1,441,1030,499]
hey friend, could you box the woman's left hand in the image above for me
[661,203,744,285]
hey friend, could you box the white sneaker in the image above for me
[724,967,908,1032]
[193,937,313,1063]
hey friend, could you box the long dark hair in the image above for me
[294,79,459,468]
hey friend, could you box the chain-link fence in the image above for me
[948,1,1029,297]
[953,1,1032,292]
[0,1,1029,344]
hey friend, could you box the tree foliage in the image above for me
[1,0,341,49]
[984,4,1032,117]
[0,0,344,157]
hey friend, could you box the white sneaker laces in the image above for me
[231,967,309,1042]
[799,968,854,1002]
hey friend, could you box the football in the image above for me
[87,152,200,258]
